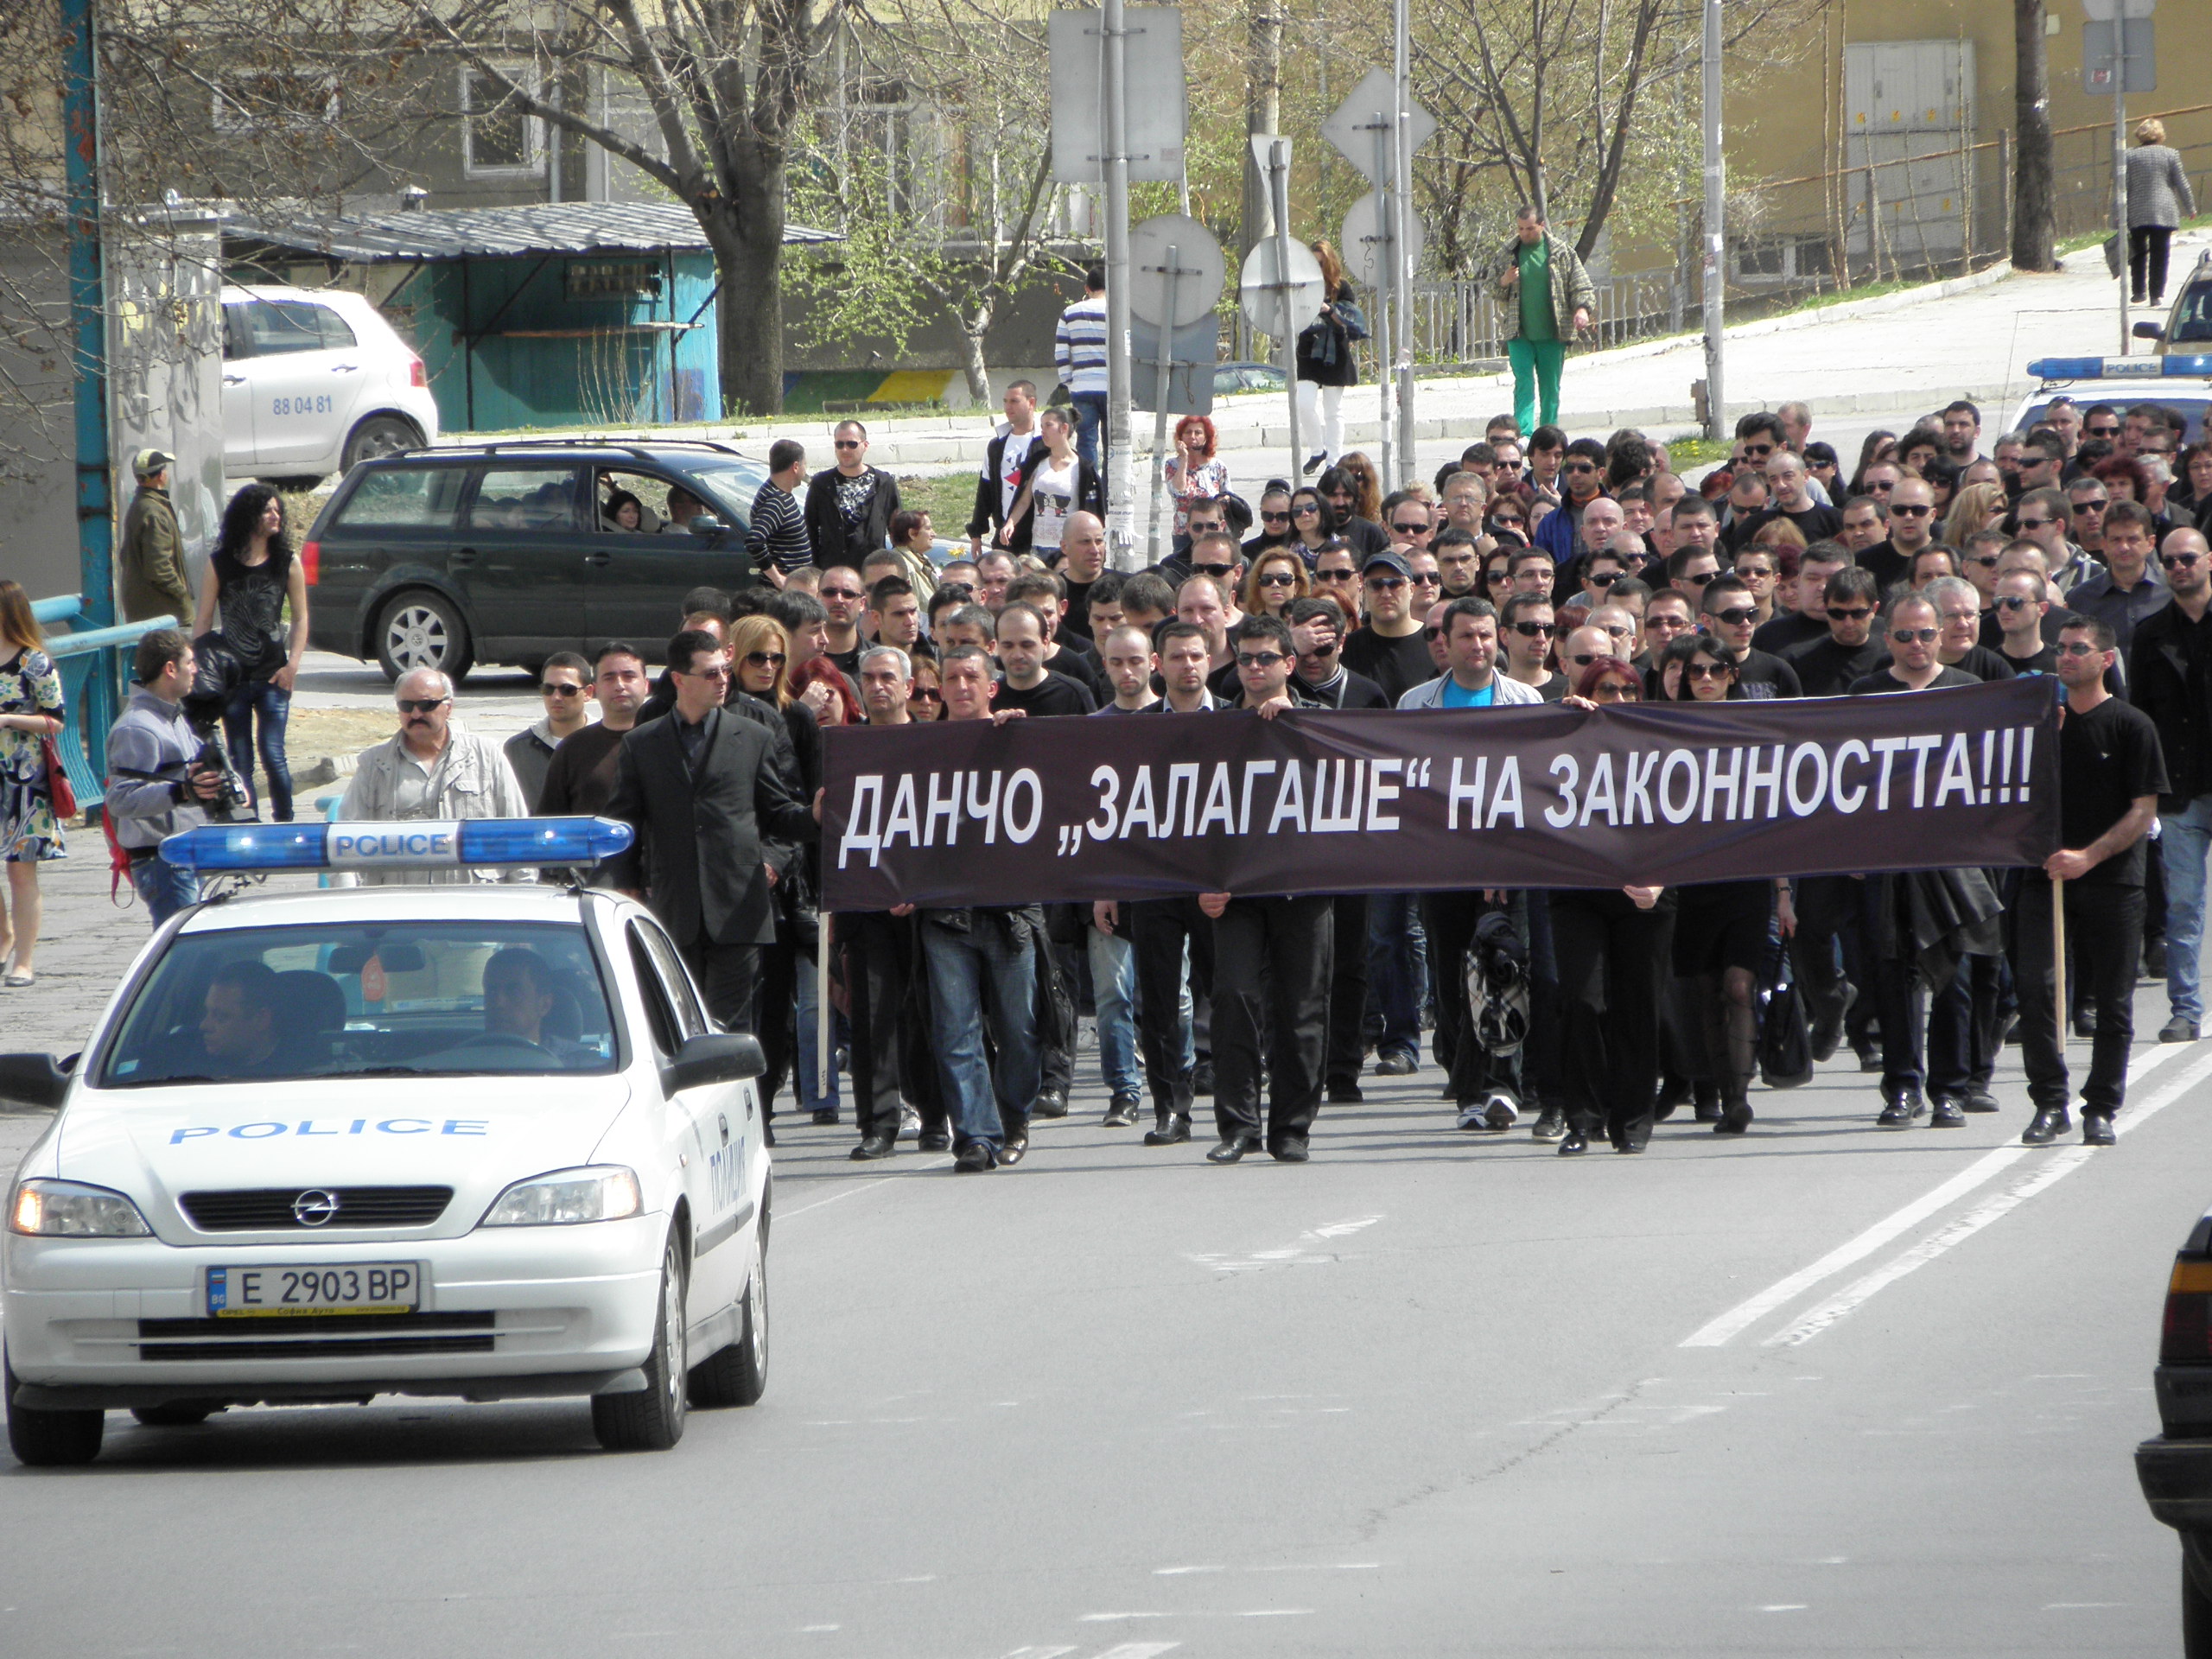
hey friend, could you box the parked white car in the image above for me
[221,284,442,486]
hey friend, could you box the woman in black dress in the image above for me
[1295,241,1363,479]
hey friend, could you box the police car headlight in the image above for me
[478,1166,642,1227]
[10,1179,153,1238]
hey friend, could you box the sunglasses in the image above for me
[1712,607,1759,626]
[1683,570,1718,585]
[833,439,862,449]
[541,682,587,696]
[1827,606,1873,620]
[909,684,943,701]
[682,664,733,680]
[1510,620,1555,637]
[1563,461,1597,474]
[1685,662,1729,679]
[1236,652,1286,668]
[1193,562,1240,580]
[744,651,788,666]
[1890,503,1934,516]
[1890,627,1939,644]
[2164,553,2205,569]
[1366,575,1408,590]
[2074,499,2107,512]
[1393,522,1430,535]
[1409,571,1441,585]
[821,587,863,601]
[1966,554,2002,567]
[1592,681,1637,699]
[1262,512,1291,524]
[1293,502,1321,515]
[2088,423,2121,437]
[1993,595,2038,611]
[396,697,449,714]
[1742,442,1774,457]
[1586,569,1621,586]
[1316,568,1356,582]
[1567,652,1603,667]
[2056,640,2101,657]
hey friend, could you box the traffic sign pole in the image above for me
[1700,0,1726,441]
[1373,118,1395,486]
[1144,245,1182,562]
[1102,0,1138,569]
[1392,0,1415,488]
[1269,139,1304,485]
[2113,13,2129,355]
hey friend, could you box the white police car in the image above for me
[2009,353,2212,444]
[0,817,771,1464]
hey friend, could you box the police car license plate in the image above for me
[207,1263,420,1318]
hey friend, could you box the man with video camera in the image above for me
[105,629,232,924]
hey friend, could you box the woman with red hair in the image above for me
[789,654,861,729]
[1163,415,1229,539]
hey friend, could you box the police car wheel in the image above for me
[690,1234,767,1409]
[130,1403,221,1427]
[592,1236,688,1452]
[5,1351,103,1467]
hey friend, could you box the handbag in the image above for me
[38,729,77,822]
[1757,937,1813,1090]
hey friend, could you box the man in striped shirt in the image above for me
[748,439,811,581]
[1054,262,1109,477]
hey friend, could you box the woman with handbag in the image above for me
[195,484,308,823]
[0,580,67,988]
[2125,118,2196,308]
[1295,241,1364,479]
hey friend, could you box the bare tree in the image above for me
[2012,0,2056,270]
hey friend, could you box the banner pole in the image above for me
[817,911,831,1103]
[2052,877,2068,1046]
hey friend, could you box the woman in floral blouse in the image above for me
[1163,416,1230,539]
[0,580,67,986]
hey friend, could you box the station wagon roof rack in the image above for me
[429,436,760,461]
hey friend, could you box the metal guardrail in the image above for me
[30,595,179,818]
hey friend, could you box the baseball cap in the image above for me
[1362,550,1412,581]
[132,448,175,478]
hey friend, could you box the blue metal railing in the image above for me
[31,595,179,815]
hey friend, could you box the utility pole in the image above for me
[1242,0,1281,359]
[1102,0,1137,564]
[1700,0,1726,442]
[2112,12,2129,353]
[1391,0,1415,488]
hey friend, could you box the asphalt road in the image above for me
[0,956,2198,1657]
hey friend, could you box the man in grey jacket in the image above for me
[336,668,532,886]
[105,629,224,924]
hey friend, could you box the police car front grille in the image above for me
[137,1311,495,1361]
[178,1186,454,1231]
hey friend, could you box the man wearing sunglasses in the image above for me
[1992,569,2059,675]
[335,668,531,888]
[1385,494,1438,552]
[1340,550,1436,703]
[502,652,594,811]
[1779,566,1888,697]
[804,419,900,568]
[1532,437,1611,566]
[1853,474,1936,594]
[1287,596,1388,709]
[1698,575,1801,698]
[1498,593,1566,698]
[2130,527,2212,1041]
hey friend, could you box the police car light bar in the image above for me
[158,817,635,874]
[2027,353,2212,382]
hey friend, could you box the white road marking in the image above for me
[1760,1604,1808,1611]
[1152,1567,1222,1576]
[1681,1041,2204,1348]
[1078,1613,1173,1622]
[998,1647,1077,1659]
[1764,1046,2212,1346]
[1093,1645,1184,1658]
[798,1625,841,1633]
[779,1158,955,1221]
[1186,1215,1384,1273]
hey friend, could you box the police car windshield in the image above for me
[99,921,619,1086]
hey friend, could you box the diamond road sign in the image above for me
[1321,67,1437,188]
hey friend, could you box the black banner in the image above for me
[820,679,2061,912]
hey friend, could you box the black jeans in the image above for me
[2012,880,2144,1116]
[1211,894,1332,1147]
[1325,893,1369,1090]
[2132,225,2174,302]
[1129,896,1211,1119]
[1421,889,1525,1108]
[842,912,942,1139]
[680,938,761,1038]
[1550,888,1675,1144]
[1791,874,1860,1030]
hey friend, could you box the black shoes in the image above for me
[1928,1096,1966,1128]
[1375,1052,1417,1077]
[2072,1008,2098,1039]
[1302,451,1325,477]
[1530,1104,1567,1141]
[1103,1092,1142,1128]
[1268,1141,1310,1163]
[1191,1062,1215,1096]
[1714,1099,1752,1135]
[849,1132,896,1160]
[952,1142,995,1173]
[1033,1087,1069,1119]
[2146,938,2169,979]
[2162,1016,2200,1043]
[1855,1045,1885,1073]
[997,1116,1030,1166]
[1961,1091,2000,1114]
[2083,1112,2116,1147]
[916,1128,951,1153]
[1144,1114,1192,1146]
[1207,1133,1262,1164]
[2022,1106,2071,1145]
[1326,1081,1365,1103]
[811,1107,840,1126]
[1558,1128,1588,1155]
[1810,981,1857,1064]
[1876,1093,1924,1129]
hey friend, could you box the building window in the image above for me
[213,71,339,133]
[462,67,543,176]
[1732,235,1834,283]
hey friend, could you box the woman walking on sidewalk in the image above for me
[0,581,66,987]
[1295,242,1363,479]
[196,484,308,822]
[2126,118,2196,308]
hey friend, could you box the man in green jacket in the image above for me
[118,448,191,623]
[1489,207,1597,437]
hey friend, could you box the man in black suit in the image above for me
[605,629,820,1035]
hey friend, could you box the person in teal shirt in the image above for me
[1492,206,1598,437]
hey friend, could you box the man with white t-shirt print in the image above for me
[967,379,1042,556]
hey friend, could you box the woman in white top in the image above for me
[1000,406,1103,556]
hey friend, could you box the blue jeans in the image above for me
[793,945,839,1116]
[2162,796,2212,1021]
[922,919,1040,1149]
[1087,923,1142,1098]
[131,855,200,925]
[1366,893,1424,1063]
[1071,391,1108,477]
[222,677,293,821]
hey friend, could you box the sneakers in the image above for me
[1103,1091,1142,1128]
[896,1105,921,1141]
[1529,1104,1567,1141]
[2161,1016,2200,1043]
[1456,1092,1519,1132]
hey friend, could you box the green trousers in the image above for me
[1507,337,1567,434]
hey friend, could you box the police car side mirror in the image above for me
[2135,321,2165,341]
[0,1053,72,1110]
[689,515,728,538]
[661,1032,766,1095]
